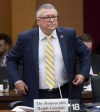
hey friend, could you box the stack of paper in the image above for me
[12,106,34,112]
[83,84,92,91]
[0,84,3,92]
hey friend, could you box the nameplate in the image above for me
[34,99,68,112]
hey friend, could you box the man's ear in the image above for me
[6,44,10,51]
[37,19,39,26]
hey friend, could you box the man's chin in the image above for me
[49,26,56,30]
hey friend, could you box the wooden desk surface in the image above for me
[82,90,93,103]
[0,90,92,99]
[0,110,14,112]
[0,90,22,101]
[0,90,22,110]
[82,91,92,98]
[0,90,92,109]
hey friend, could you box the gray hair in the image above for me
[36,3,58,18]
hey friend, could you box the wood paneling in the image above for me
[0,0,12,36]
[11,0,36,45]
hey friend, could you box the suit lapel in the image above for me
[31,28,39,74]
[56,28,68,72]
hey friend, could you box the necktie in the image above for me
[45,35,55,90]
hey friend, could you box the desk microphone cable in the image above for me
[58,82,62,99]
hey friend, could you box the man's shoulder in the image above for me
[56,27,76,38]
[19,27,39,37]
[57,26,75,32]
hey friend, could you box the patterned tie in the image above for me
[45,35,55,90]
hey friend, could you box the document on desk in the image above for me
[83,84,92,91]
[0,84,3,92]
[85,102,100,107]
[12,106,34,112]
[84,103,100,111]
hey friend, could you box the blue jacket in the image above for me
[6,27,91,107]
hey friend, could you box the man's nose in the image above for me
[50,17,54,21]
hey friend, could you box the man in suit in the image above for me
[0,33,11,67]
[6,3,91,107]
[79,33,100,75]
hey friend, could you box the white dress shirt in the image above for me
[0,55,7,67]
[39,27,68,89]
[90,66,93,75]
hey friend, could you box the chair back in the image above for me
[0,66,23,90]
[91,76,100,102]
[0,67,14,90]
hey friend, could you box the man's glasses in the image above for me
[38,16,59,22]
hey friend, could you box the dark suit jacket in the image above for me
[91,54,100,74]
[6,27,91,107]
[76,54,100,75]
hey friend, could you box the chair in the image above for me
[91,76,100,102]
[0,66,23,108]
[0,67,14,90]
[9,101,23,109]
[0,66,23,89]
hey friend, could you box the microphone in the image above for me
[58,82,62,99]
[55,76,68,99]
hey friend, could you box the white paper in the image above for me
[84,84,92,91]
[0,84,3,92]
[12,106,34,112]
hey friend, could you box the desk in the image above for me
[0,90,92,110]
[82,90,93,103]
[0,110,14,112]
[0,90,22,110]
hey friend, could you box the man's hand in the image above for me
[15,81,29,95]
[72,74,85,85]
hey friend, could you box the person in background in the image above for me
[6,3,91,107]
[96,43,100,55]
[0,33,11,67]
[78,33,100,76]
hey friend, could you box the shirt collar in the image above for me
[39,27,57,41]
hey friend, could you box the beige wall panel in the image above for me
[36,0,83,35]
[0,0,12,36]
[0,0,83,45]
[11,0,35,45]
